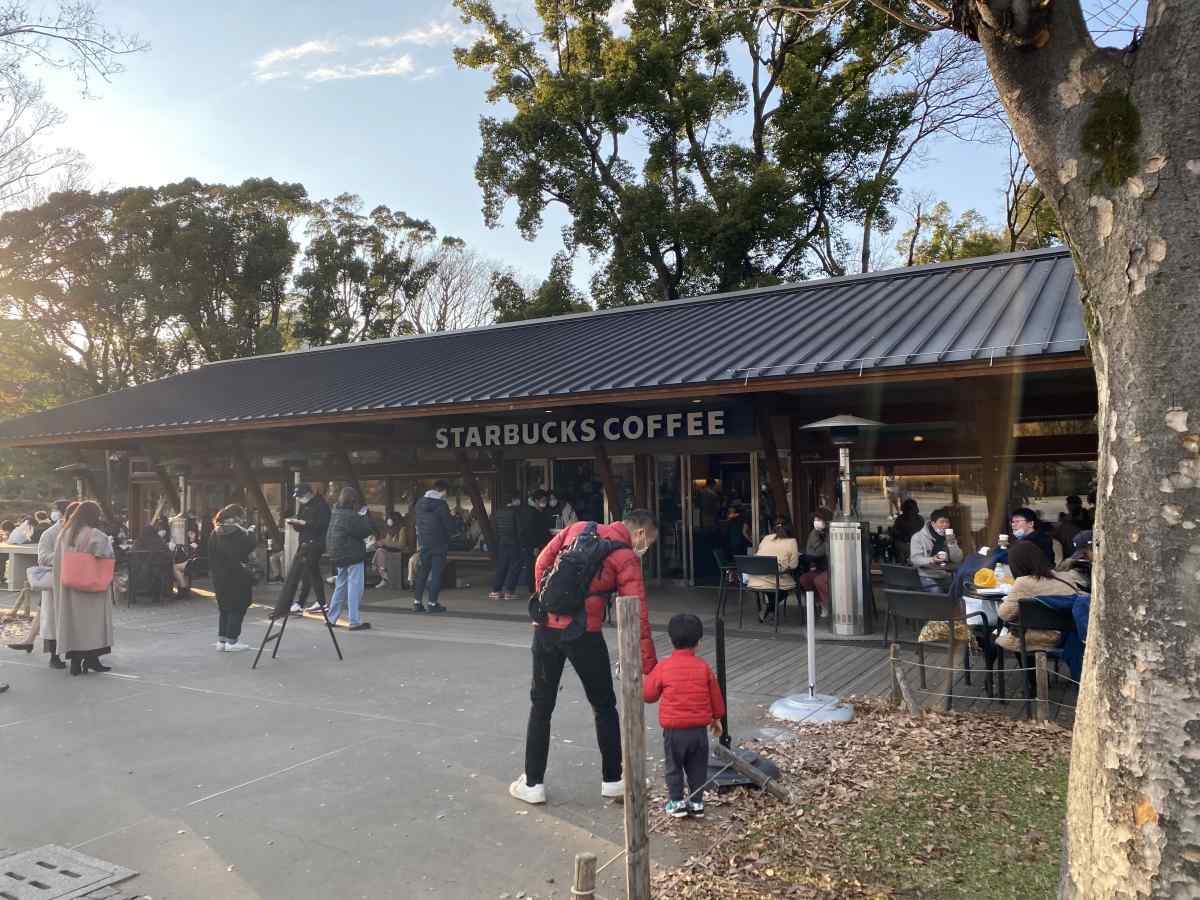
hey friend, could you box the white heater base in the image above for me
[769,693,854,724]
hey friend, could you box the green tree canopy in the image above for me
[454,0,927,304]
[491,252,592,323]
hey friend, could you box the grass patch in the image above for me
[844,753,1068,898]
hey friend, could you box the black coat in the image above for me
[208,523,258,607]
[414,493,455,555]
[326,505,375,567]
[493,504,523,547]
[515,504,540,550]
[1022,529,1057,566]
[295,494,331,549]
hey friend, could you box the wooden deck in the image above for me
[660,629,1079,726]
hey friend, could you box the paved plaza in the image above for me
[1,597,737,900]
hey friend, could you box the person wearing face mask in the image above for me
[1009,508,1055,566]
[796,508,833,618]
[132,523,175,596]
[510,509,659,807]
[289,484,331,615]
[413,479,455,613]
[910,507,963,592]
[744,518,801,623]
[36,500,77,669]
[489,491,526,601]
[207,505,259,650]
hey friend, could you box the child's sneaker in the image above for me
[665,800,688,818]
[687,800,705,818]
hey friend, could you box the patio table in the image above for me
[0,542,40,592]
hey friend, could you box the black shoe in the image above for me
[70,657,82,676]
[348,622,371,631]
[412,602,426,613]
[426,603,447,614]
[49,654,66,670]
[83,656,112,673]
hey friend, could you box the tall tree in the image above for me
[492,252,592,323]
[454,0,928,304]
[719,1,1200,894]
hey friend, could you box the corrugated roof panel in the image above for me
[0,248,1088,443]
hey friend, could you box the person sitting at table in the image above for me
[1056,529,1093,592]
[0,519,14,543]
[8,514,36,544]
[796,508,833,619]
[995,541,1087,653]
[133,525,176,595]
[744,517,800,623]
[1010,507,1055,566]
[890,499,923,564]
[910,507,962,593]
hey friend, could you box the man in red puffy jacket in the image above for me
[510,510,659,806]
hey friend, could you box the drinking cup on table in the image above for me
[998,534,1009,549]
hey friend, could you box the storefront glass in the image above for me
[655,455,685,581]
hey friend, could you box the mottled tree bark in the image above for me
[970,1,1200,896]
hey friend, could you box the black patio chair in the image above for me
[127,550,172,605]
[880,586,986,708]
[880,564,927,645]
[733,555,791,633]
[1000,599,1075,718]
[712,548,738,619]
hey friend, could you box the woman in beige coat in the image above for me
[744,518,800,622]
[53,501,115,676]
[36,500,78,669]
[995,540,1086,653]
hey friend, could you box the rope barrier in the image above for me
[896,658,1037,675]
[1048,669,1083,687]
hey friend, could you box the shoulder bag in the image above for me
[61,527,116,593]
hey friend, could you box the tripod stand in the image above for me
[253,544,343,669]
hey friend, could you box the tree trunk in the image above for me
[973,2,1200,895]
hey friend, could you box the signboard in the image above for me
[434,408,743,450]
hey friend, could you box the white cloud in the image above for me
[304,55,417,82]
[413,65,444,81]
[254,39,338,74]
[606,0,635,28]
[362,21,478,48]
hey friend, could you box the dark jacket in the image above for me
[805,529,830,571]
[326,505,375,567]
[515,503,539,550]
[414,492,455,555]
[534,521,657,674]
[1021,529,1056,566]
[643,648,726,729]
[208,522,258,607]
[295,494,331,549]
[493,504,523,547]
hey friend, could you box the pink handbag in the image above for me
[60,527,115,592]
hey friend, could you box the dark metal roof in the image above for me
[0,248,1087,445]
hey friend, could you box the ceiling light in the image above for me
[913,434,925,443]
[691,399,703,404]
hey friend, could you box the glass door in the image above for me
[654,455,686,582]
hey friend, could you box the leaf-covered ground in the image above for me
[650,698,1071,899]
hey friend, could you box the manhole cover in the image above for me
[0,845,135,900]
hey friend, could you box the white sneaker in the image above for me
[224,642,251,652]
[305,602,323,613]
[601,779,624,799]
[214,641,228,651]
[289,602,302,614]
[509,774,546,805]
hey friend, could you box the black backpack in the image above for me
[531,523,629,622]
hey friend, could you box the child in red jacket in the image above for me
[643,613,726,818]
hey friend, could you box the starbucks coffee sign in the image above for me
[434,409,731,450]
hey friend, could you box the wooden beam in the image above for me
[711,742,792,803]
[593,443,621,523]
[140,444,182,513]
[756,404,791,527]
[230,439,282,546]
[974,374,1023,540]
[455,450,495,552]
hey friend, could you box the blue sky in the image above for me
[51,1,1143,287]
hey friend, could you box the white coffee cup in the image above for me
[999,533,1009,546]
[944,528,954,538]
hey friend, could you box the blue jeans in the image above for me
[414,550,447,607]
[492,544,523,593]
[326,561,365,625]
[920,574,946,594]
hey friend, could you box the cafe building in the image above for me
[0,247,1098,587]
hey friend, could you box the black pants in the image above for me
[296,543,326,607]
[664,726,710,803]
[525,628,621,787]
[492,543,523,593]
[217,594,251,643]
[414,550,447,607]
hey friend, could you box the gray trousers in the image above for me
[663,726,709,803]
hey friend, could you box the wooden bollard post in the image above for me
[1035,651,1050,722]
[889,642,901,708]
[572,852,597,900]
[615,595,651,900]
[943,628,960,711]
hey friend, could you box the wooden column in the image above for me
[127,471,143,536]
[756,403,791,526]
[335,446,365,502]
[79,470,114,522]
[455,450,495,551]
[594,444,621,523]
[140,445,182,514]
[615,596,651,900]
[973,374,1023,541]
[231,439,282,546]
[633,454,651,510]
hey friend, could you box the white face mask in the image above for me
[50,510,61,522]
[158,530,168,539]
[1012,525,1027,538]
[933,526,947,536]
[298,493,312,505]
[386,518,395,528]
[813,520,826,532]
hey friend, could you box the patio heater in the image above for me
[768,414,883,725]
[281,452,309,575]
[160,458,192,545]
